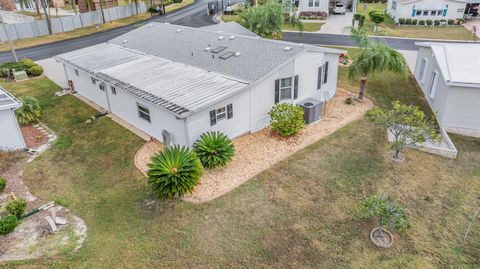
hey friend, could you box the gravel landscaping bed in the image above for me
[135,88,373,203]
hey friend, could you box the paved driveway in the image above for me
[319,12,353,35]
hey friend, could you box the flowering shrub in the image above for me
[299,11,327,20]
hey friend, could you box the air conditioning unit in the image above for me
[298,98,323,124]
[162,130,172,146]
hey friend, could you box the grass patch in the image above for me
[221,14,323,32]
[1,47,480,267]
[357,3,476,40]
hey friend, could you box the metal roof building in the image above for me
[0,87,26,151]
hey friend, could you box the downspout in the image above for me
[183,117,190,146]
[62,63,69,89]
[104,82,111,112]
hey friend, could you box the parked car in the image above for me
[333,3,346,15]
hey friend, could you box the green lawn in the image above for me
[357,3,476,40]
[222,14,323,32]
[1,57,480,267]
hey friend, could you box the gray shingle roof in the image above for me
[200,22,258,37]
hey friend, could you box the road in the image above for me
[0,4,470,62]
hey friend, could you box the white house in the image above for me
[386,0,477,22]
[55,22,343,146]
[0,87,26,151]
[296,0,354,15]
[414,42,480,137]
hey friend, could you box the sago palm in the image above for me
[15,96,41,125]
[193,132,235,168]
[349,28,408,100]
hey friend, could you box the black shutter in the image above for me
[323,62,329,84]
[274,79,280,103]
[210,110,216,126]
[293,75,299,100]
[317,66,322,90]
[227,104,233,119]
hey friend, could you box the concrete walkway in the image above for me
[319,12,353,35]
[463,20,480,38]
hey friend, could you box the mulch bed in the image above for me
[20,124,48,149]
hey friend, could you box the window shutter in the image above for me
[227,104,233,119]
[293,75,299,100]
[210,110,217,126]
[317,66,322,89]
[323,62,329,84]
[274,79,280,103]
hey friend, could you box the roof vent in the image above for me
[148,24,153,28]
[284,46,292,51]
[218,36,224,40]
[122,39,128,44]
[176,29,183,33]
[229,35,235,40]
[234,52,241,57]
[205,46,211,51]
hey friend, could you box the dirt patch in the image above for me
[134,140,165,177]
[135,89,373,203]
[20,124,49,149]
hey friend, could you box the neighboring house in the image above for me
[0,88,26,151]
[296,0,354,15]
[0,0,63,11]
[387,0,480,22]
[77,0,115,12]
[55,22,343,146]
[414,42,480,137]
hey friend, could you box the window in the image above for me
[392,1,396,10]
[423,11,428,15]
[308,0,319,7]
[429,71,439,99]
[323,61,329,84]
[99,83,105,91]
[75,69,79,76]
[416,10,421,16]
[418,58,428,83]
[280,77,292,101]
[209,104,233,126]
[314,0,319,7]
[308,0,313,7]
[111,86,116,95]
[137,103,151,122]
[91,77,96,85]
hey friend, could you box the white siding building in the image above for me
[414,42,480,137]
[56,22,343,146]
[386,0,477,22]
[0,88,26,151]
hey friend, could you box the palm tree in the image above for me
[348,28,408,100]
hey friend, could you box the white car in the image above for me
[333,3,346,15]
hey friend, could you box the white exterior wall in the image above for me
[298,0,329,14]
[387,0,466,22]
[66,66,109,110]
[0,109,26,151]
[442,86,480,133]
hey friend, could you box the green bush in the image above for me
[27,65,44,76]
[418,19,425,26]
[426,19,433,26]
[20,58,37,69]
[193,132,235,168]
[147,145,203,198]
[405,18,412,25]
[360,195,410,232]
[411,19,417,25]
[433,19,440,26]
[15,96,41,125]
[269,103,305,137]
[6,199,27,217]
[172,0,182,3]
[447,19,454,25]
[0,177,6,192]
[456,18,465,24]
[398,18,405,25]
[353,13,366,28]
[0,215,19,235]
[0,61,27,72]
[368,10,385,25]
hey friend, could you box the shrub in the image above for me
[456,18,465,24]
[360,195,410,232]
[426,19,433,26]
[344,97,354,105]
[353,13,366,28]
[411,19,417,25]
[147,145,203,198]
[434,19,440,26]
[0,177,6,192]
[15,96,41,125]
[405,18,412,25]
[27,65,44,76]
[0,61,27,72]
[269,103,305,137]
[398,18,405,25]
[418,19,425,26]
[6,199,27,217]
[0,68,9,77]
[20,58,37,69]
[0,215,19,235]
[193,132,235,168]
[148,6,159,13]
[448,19,454,25]
[299,11,328,20]
[368,10,385,25]
[172,0,182,3]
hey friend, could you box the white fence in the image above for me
[0,2,147,42]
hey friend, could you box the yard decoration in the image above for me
[368,10,384,32]
[147,145,203,198]
[6,198,27,217]
[15,96,41,125]
[367,101,440,161]
[193,132,235,168]
[349,28,408,100]
[360,195,409,248]
[269,103,305,137]
[0,215,19,235]
[0,177,6,192]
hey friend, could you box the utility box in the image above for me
[298,98,323,124]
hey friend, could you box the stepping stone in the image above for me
[45,216,58,233]
[55,217,67,225]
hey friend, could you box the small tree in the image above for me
[367,101,440,160]
[368,10,385,32]
[15,96,41,125]
[360,195,409,241]
[269,103,305,137]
